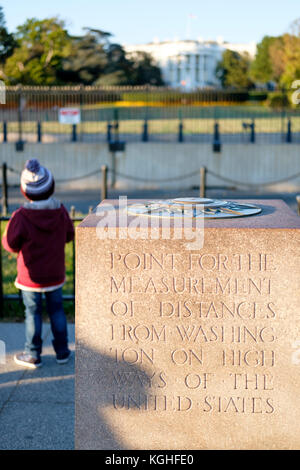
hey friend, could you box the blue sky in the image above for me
[1,0,299,45]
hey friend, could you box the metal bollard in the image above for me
[178,121,184,142]
[286,119,292,143]
[37,121,42,143]
[107,122,112,142]
[213,123,221,152]
[250,120,255,143]
[101,165,108,201]
[3,121,7,143]
[142,120,148,142]
[71,124,77,142]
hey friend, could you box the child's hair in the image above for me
[20,159,55,201]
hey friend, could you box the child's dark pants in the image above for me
[22,287,69,360]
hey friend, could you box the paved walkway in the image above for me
[0,322,75,450]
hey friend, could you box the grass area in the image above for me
[1,219,82,321]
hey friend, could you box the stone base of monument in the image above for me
[75,199,300,450]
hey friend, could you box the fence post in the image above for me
[2,163,8,216]
[200,166,207,198]
[37,121,42,143]
[3,121,7,143]
[0,218,3,316]
[101,165,108,201]
[296,195,300,216]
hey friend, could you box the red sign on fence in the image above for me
[59,108,81,124]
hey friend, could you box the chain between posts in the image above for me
[4,163,300,188]
[206,168,300,188]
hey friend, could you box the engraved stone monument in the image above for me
[76,199,300,450]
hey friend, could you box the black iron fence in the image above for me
[0,211,83,316]
[0,86,299,145]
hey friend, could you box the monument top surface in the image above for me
[79,199,300,230]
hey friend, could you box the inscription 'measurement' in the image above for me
[110,275,272,295]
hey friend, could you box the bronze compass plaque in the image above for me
[126,197,262,219]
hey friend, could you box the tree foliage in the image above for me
[216,49,253,89]
[58,29,109,84]
[128,51,164,86]
[0,6,15,64]
[250,36,277,84]
[0,6,164,87]
[251,20,300,87]
[269,33,300,87]
[0,4,299,89]
[4,17,70,84]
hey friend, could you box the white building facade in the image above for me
[125,39,256,89]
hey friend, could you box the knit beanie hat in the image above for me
[20,159,55,201]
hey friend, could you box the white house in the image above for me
[124,38,256,89]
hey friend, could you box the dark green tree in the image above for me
[0,6,16,64]
[95,47,164,86]
[59,29,111,84]
[216,49,253,89]
[94,43,132,85]
[129,51,164,86]
[4,17,70,84]
[250,36,277,84]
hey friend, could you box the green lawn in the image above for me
[1,219,81,321]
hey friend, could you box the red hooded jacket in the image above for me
[2,204,74,290]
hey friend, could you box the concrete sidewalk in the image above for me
[0,322,75,450]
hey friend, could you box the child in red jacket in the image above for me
[2,159,74,368]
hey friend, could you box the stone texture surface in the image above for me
[75,199,300,450]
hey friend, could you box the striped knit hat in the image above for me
[20,159,55,201]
